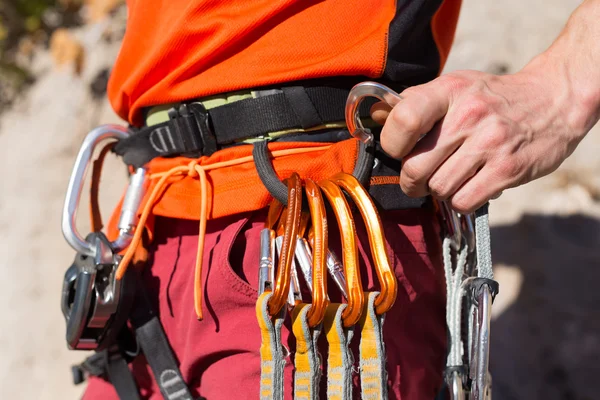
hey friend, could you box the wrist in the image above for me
[522,50,600,140]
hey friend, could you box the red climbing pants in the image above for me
[83,207,447,400]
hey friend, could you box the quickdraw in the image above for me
[255,82,500,399]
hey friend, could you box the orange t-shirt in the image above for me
[108,0,461,126]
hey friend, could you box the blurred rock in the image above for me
[85,0,124,23]
[49,27,84,74]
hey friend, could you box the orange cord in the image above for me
[115,145,331,320]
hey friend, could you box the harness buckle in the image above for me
[171,103,218,157]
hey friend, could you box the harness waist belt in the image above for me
[113,86,375,169]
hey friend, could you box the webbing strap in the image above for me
[358,292,388,400]
[105,349,141,400]
[291,304,322,400]
[130,287,194,400]
[257,292,287,400]
[323,304,354,400]
[115,86,375,168]
[475,204,494,280]
[72,347,140,400]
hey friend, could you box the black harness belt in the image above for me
[113,86,375,169]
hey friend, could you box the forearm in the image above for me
[524,0,600,135]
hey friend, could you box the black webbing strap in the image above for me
[72,285,194,400]
[72,345,141,400]
[105,348,142,400]
[113,86,375,169]
[129,286,195,400]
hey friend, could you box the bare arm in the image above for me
[374,0,600,213]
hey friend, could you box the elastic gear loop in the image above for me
[253,138,375,203]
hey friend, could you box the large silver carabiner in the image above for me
[345,81,402,145]
[62,125,146,257]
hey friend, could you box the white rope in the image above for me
[444,236,469,367]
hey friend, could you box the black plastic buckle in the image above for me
[169,103,218,157]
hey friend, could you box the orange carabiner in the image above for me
[332,172,397,315]
[266,199,284,230]
[267,173,302,316]
[304,179,329,327]
[318,179,364,328]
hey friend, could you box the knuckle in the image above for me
[478,118,511,149]
[428,177,450,199]
[461,95,490,124]
[401,160,425,183]
[400,161,425,194]
[438,73,470,91]
[390,104,422,135]
[495,157,525,182]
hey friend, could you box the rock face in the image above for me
[0,7,127,400]
[0,1,598,399]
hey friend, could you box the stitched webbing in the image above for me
[257,292,287,400]
[323,304,354,400]
[475,204,493,279]
[291,304,322,400]
[358,292,388,400]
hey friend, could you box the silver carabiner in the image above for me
[345,81,403,145]
[441,202,463,251]
[470,284,493,400]
[62,125,146,257]
[447,370,465,400]
[258,228,276,295]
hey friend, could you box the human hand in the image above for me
[372,67,596,213]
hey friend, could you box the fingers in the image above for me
[447,166,507,214]
[380,78,452,159]
[399,121,464,197]
[422,143,486,200]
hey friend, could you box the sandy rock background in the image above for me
[0,1,598,399]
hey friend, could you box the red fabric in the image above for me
[83,208,447,399]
